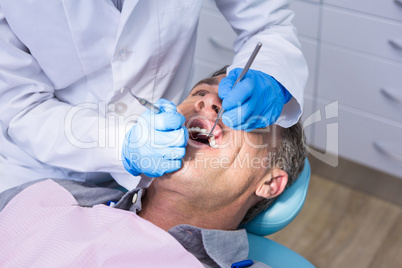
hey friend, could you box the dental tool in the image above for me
[199,42,262,139]
[188,127,219,148]
[130,93,161,113]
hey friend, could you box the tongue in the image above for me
[198,137,210,145]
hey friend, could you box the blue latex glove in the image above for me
[122,99,188,177]
[218,68,292,131]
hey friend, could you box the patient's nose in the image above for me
[195,93,222,115]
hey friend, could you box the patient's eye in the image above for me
[192,89,209,97]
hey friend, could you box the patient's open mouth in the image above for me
[188,127,218,148]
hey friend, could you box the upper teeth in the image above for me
[187,127,218,148]
[188,127,207,133]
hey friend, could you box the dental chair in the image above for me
[243,159,315,268]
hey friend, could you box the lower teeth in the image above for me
[208,137,218,148]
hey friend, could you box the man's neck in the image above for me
[138,185,248,231]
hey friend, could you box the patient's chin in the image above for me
[161,164,194,183]
[164,153,204,180]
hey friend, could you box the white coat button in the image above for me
[114,102,127,114]
[108,103,116,112]
[132,193,138,204]
[116,49,132,62]
[108,102,127,114]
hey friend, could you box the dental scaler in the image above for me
[199,42,262,139]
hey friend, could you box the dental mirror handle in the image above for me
[131,93,161,113]
[208,42,262,137]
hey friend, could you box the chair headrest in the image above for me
[243,158,311,236]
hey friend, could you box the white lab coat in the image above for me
[0,0,307,192]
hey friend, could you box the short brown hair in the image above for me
[240,122,307,225]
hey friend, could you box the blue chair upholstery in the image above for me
[247,233,314,268]
[244,159,314,267]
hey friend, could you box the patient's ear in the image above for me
[255,169,288,199]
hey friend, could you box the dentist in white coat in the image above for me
[0,0,308,192]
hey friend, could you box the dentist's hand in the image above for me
[122,99,188,177]
[218,68,292,131]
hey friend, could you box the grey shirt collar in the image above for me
[114,188,250,268]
